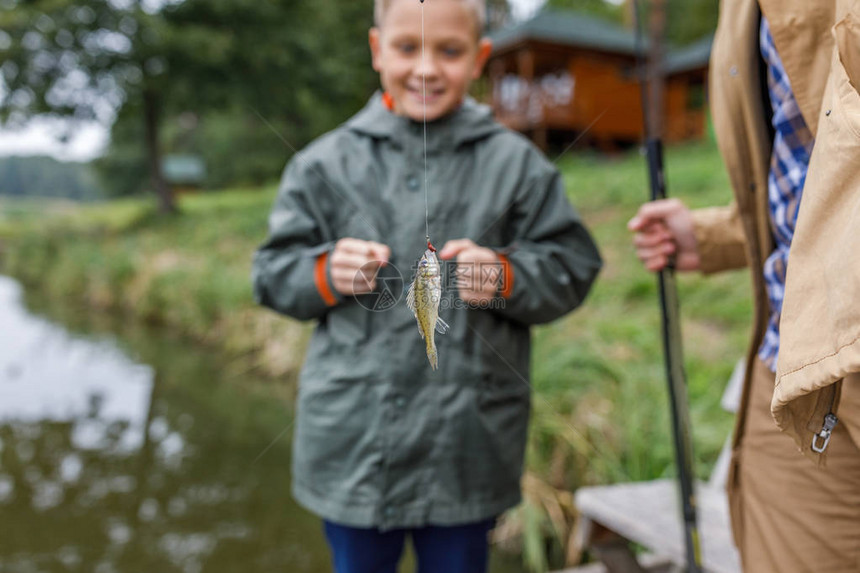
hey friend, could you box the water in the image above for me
[0,276,525,573]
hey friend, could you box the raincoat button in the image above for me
[384,506,396,517]
[395,396,406,408]
[406,175,420,191]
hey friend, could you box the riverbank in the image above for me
[0,140,751,569]
[0,190,309,394]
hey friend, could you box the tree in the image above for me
[544,0,717,46]
[0,1,178,212]
[665,0,718,46]
[92,103,149,197]
[143,0,376,190]
[0,0,377,211]
[545,0,625,24]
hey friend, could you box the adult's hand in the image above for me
[628,198,700,272]
[329,238,391,295]
[439,239,501,304]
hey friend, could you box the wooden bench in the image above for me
[560,361,745,573]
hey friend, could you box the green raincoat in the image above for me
[252,93,602,529]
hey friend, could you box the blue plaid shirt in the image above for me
[758,18,815,371]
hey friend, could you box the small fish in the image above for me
[407,248,450,370]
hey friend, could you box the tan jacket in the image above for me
[692,0,858,457]
[776,0,860,454]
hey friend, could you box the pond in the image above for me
[0,276,525,573]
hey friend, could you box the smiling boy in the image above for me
[370,0,491,122]
[252,1,601,571]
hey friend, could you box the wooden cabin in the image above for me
[485,9,712,150]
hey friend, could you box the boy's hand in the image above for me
[439,239,502,303]
[627,198,700,272]
[330,238,391,295]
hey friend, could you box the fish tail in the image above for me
[426,338,438,370]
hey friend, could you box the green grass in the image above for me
[527,141,749,489]
[0,137,752,570]
[510,141,750,569]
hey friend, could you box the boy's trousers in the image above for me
[323,518,495,573]
[731,358,860,572]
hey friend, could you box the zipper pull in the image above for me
[811,413,839,454]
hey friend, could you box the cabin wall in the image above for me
[665,74,708,142]
[486,44,708,149]
[568,55,642,142]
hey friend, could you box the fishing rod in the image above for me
[632,1,702,571]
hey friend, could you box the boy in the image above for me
[252,0,602,571]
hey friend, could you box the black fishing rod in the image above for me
[632,1,702,571]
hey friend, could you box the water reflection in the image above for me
[0,275,331,573]
[0,277,154,453]
[0,276,525,573]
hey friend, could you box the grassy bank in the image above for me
[0,190,309,395]
[532,141,749,485]
[0,138,750,569]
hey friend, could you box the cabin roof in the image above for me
[491,9,644,55]
[490,9,711,72]
[665,34,713,74]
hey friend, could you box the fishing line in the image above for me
[420,0,433,251]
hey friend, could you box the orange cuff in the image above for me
[496,253,514,299]
[314,252,337,307]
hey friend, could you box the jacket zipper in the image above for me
[811,412,839,453]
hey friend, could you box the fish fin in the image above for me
[406,280,416,315]
[435,316,450,335]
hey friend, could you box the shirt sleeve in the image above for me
[252,159,340,321]
[489,168,602,325]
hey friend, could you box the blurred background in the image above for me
[0,1,744,572]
